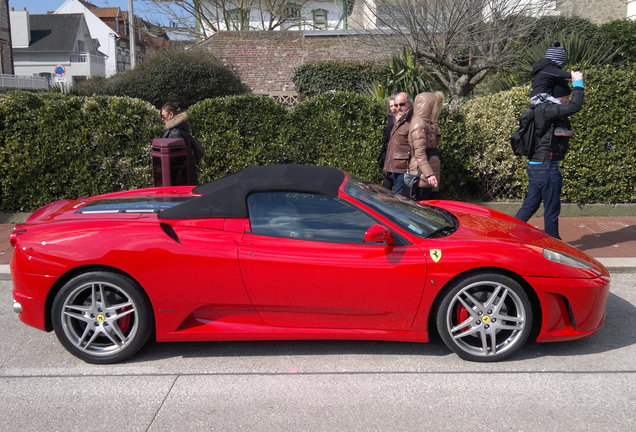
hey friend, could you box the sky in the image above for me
[8,1,169,23]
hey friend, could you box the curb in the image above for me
[596,258,636,273]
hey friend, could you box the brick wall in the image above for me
[197,31,393,94]
[559,0,627,24]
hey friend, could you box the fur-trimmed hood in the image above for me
[164,112,189,130]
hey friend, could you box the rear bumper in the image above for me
[528,275,610,342]
[11,269,55,331]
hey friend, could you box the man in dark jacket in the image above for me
[515,72,584,239]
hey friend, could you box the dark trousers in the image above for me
[381,174,394,190]
[515,163,563,239]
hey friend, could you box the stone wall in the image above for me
[196,31,393,94]
[559,0,628,24]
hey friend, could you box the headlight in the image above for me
[543,248,592,269]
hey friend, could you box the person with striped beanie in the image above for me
[530,42,579,105]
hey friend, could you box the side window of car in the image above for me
[247,192,379,244]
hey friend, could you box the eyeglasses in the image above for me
[391,103,407,107]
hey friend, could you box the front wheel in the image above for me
[436,273,532,362]
[52,271,153,364]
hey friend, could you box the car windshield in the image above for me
[344,178,458,238]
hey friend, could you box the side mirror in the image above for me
[364,224,394,245]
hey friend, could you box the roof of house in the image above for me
[13,14,84,53]
[78,0,121,18]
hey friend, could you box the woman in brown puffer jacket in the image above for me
[407,91,444,200]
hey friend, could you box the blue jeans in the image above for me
[515,163,563,239]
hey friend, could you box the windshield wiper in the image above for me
[426,225,457,238]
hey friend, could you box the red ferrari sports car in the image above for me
[10,165,610,363]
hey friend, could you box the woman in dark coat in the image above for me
[160,102,204,185]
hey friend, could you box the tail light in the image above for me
[9,224,27,248]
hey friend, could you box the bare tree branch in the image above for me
[352,0,566,102]
[143,0,315,39]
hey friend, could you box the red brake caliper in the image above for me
[117,306,132,333]
[454,303,470,332]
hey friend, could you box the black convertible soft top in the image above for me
[158,164,346,219]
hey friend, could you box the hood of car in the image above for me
[429,200,606,273]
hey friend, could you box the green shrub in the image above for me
[440,87,528,200]
[2,63,633,212]
[563,64,636,203]
[0,92,161,211]
[283,92,385,182]
[292,61,387,98]
[188,95,290,182]
[72,50,247,108]
[597,19,636,63]
[189,92,386,183]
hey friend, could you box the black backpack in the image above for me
[510,106,537,157]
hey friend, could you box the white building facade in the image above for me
[201,1,352,33]
[55,0,126,77]
[10,10,105,90]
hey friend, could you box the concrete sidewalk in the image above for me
[1,217,635,275]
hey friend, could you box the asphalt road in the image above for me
[1,273,634,431]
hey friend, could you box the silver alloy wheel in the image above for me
[60,281,139,357]
[444,280,527,358]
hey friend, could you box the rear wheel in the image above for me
[436,273,532,362]
[52,271,152,364]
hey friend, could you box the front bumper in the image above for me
[528,275,610,342]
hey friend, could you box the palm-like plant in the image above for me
[367,50,436,100]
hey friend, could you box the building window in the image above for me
[312,9,328,30]
[284,3,301,29]
[376,4,406,27]
[227,8,250,30]
[38,72,52,84]
[76,40,86,53]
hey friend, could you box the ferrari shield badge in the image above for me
[430,249,442,263]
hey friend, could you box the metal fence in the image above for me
[0,74,49,91]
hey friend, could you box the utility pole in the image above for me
[128,0,136,68]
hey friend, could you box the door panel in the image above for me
[238,235,427,330]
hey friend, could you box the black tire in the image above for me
[436,272,532,362]
[51,271,153,364]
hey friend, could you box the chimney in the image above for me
[10,9,31,48]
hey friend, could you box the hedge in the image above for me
[188,95,290,182]
[292,61,387,98]
[189,92,385,183]
[281,92,385,181]
[0,92,161,211]
[1,63,634,211]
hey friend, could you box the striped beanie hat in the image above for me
[546,42,566,65]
